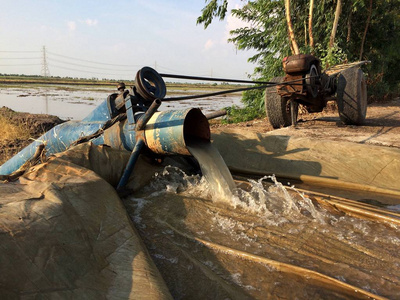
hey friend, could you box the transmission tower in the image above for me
[41,46,50,77]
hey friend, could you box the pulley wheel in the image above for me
[305,64,319,98]
[135,67,166,101]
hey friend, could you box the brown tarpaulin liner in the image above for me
[211,128,400,192]
[0,143,171,299]
[126,189,399,299]
[1,139,400,299]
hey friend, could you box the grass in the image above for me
[222,105,265,124]
[0,115,31,142]
[0,114,34,165]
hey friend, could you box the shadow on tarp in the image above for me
[211,131,325,178]
[0,143,171,299]
[211,129,400,191]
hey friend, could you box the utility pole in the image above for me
[41,46,50,77]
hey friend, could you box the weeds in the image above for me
[0,115,31,141]
[222,88,265,124]
[223,105,265,124]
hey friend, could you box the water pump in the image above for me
[0,67,210,190]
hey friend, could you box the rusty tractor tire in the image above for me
[265,77,297,128]
[337,68,367,125]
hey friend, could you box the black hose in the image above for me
[159,73,276,85]
[162,76,309,102]
[163,84,268,101]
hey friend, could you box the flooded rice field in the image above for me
[0,84,243,120]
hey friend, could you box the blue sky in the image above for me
[0,0,256,81]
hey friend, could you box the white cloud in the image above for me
[204,39,214,50]
[67,21,76,31]
[224,3,253,42]
[85,19,98,26]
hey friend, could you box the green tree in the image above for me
[198,0,400,120]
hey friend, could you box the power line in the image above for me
[47,51,143,68]
[46,51,186,77]
[0,50,40,53]
[155,64,184,74]
[1,48,245,80]
[47,57,135,71]
[0,64,41,66]
[0,57,41,60]
[49,64,134,77]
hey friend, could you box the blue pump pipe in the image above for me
[0,90,210,187]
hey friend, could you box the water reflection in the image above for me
[44,89,48,115]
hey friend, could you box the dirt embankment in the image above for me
[212,98,400,148]
[0,98,399,165]
[0,107,64,164]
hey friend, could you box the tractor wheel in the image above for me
[265,77,297,128]
[336,68,367,125]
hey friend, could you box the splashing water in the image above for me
[140,165,399,237]
[144,166,324,225]
[233,175,326,224]
[185,138,324,224]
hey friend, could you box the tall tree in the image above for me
[359,0,372,60]
[197,0,229,28]
[329,0,343,48]
[308,0,315,49]
[285,0,300,54]
[199,0,400,101]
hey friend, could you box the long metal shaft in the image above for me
[116,138,145,190]
[136,99,161,130]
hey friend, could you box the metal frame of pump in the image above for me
[278,54,332,126]
[272,54,369,127]
[115,67,167,190]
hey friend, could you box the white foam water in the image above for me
[141,166,398,241]
[144,165,323,224]
[232,175,326,224]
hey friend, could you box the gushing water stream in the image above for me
[186,138,236,201]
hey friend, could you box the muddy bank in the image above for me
[212,98,400,148]
[0,107,64,164]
